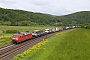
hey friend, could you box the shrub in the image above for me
[86,25,90,29]
[5,29,18,33]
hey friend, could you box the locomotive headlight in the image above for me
[16,38,18,40]
[12,38,15,39]
[12,38,18,40]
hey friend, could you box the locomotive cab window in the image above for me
[13,35,18,38]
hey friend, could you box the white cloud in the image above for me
[0,0,90,15]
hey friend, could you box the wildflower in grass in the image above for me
[13,39,49,59]
[20,54,24,58]
[44,48,46,50]
[45,40,48,43]
[17,54,21,57]
[23,51,27,55]
[45,56,46,58]
[14,56,20,60]
[0,43,2,45]
[27,50,31,53]
[56,33,59,36]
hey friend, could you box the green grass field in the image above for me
[0,26,58,46]
[0,26,56,33]
[12,28,90,60]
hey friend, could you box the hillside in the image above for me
[0,8,57,26]
[0,7,90,26]
[58,11,90,26]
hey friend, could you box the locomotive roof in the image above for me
[14,31,31,36]
[13,34,22,36]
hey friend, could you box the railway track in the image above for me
[0,43,14,49]
[0,31,58,60]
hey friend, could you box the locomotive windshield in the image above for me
[13,35,18,38]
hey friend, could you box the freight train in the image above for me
[12,26,76,44]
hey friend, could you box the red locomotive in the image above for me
[12,31,32,44]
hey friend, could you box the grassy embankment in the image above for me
[0,26,57,46]
[12,28,90,60]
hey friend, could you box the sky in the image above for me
[0,0,90,16]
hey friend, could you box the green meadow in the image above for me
[12,28,90,60]
[0,26,56,32]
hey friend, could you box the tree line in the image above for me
[0,7,90,26]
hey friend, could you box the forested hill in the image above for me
[0,7,90,26]
[58,11,90,26]
[0,8,57,26]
